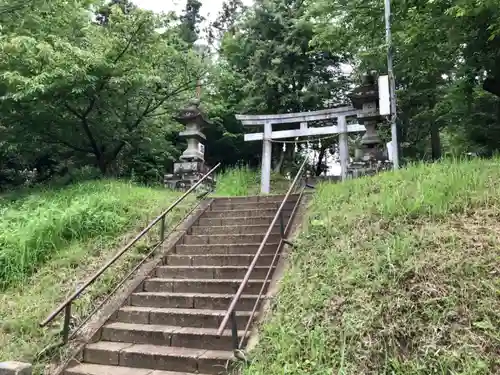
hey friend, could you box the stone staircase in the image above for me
[65,194,299,375]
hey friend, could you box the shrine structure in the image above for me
[163,97,214,191]
[237,72,393,193]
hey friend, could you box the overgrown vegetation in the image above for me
[214,166,290,196]
[3,0,500,371]
[0,181,178,289]
[245,158,500,375]
[3,0,500,189]
[0,181,192,369]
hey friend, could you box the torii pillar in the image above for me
[237,107,364,194]
[261,122,272,195]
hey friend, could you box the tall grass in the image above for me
[214,165,291,196]
[0,180,187,368]
[0,180,182,290]
[244,158,500,375]
[214,166,260,196]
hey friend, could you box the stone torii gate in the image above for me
[237,73,386,194]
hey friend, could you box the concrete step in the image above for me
[164,253,277,266]
[212,194,299,204]
[114,306,255,328]
[155,265,275,279]
[83,341,232,374]
[182,234,282,245]
[130,292,265,310]
[190,224,280,235]
[198,216,286,226]
[66,194,303,375]
[142,278,269,294]
[66,363,204,375]
[101,322,247,351]
[210,200,297,211]
[174,243,279,255]
[203,208,293,219]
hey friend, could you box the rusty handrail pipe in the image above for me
[40,163,221,329]
[216,158,308,337]
[238,186,305,348]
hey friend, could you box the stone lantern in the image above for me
[163,98,214,191]
[347,72,391,177]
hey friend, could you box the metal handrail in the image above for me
[216,158,310,344]
[40,163,221,343]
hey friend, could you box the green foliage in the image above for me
[4,0,500,185]
[0,179,193,369]
[204,0,350,174]
[214,166,260,196]
[309,0,500,159]
[214,165,292,196]
[0,180,182,289]
[178,0,204,45]
[244,158,500,374]
[0,0,206,186]
[220,0,346,114]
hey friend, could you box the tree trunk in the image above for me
[96,155,108,174]
[274,145,286,173]
[315,146,327,176]
[430,123,441,160]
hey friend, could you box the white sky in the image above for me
[134,0,253,23]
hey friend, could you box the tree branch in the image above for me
[109,140,127,163]
[80,19,148,118]
[80,117,102,159]
[40,132,93,154]
[112,20,148,64]
[62,103,102,159]
[144,80,202,118]
[63,103,84,120]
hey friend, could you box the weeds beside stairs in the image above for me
[65,194,301,375]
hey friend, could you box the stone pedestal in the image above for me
[0,362,32,375]
[164,98,214,191]
[164,161,214,191]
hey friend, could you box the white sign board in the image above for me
[378,75,391,116]
[386,141,393,161]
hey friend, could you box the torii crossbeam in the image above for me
[237,107,366,194]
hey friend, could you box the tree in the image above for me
[179,0,204,45]
[0,0,207,181]
[208,0,245,46]
[96,0,137,25]
[309,0,500,159]
[210,0,348,173]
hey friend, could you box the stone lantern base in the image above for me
[347,160,392,179]
[164,161,215,192]
[348,143,392,179]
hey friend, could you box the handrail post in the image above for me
[62,303,72,344]
[160,215,166,243]
[279,210,285,239]
[40,163,221,333]
[230,310,239,350]
[216,158,308,338]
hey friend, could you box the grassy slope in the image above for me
[0,180,190,366]
[244,159,500,375]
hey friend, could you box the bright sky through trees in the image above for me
[134,0,252,22]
